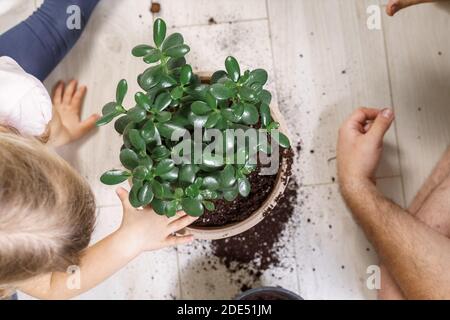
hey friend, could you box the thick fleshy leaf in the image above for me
[114,115,131,134]
[211,70,227,84]
[167,57,186,70]
[271,130,291,148]
[132,44,154,57]
[153,18,167,47]
[159,167,179,182]
[132,165,149,181]
[151,145,171,160]
[116,79,128,105]
[179,164,196,184]
[127,106,147,123]
[221,109,240,122]
[204,112,221,129]
[128,129,146,152]
[238,177,251,197]
[155,159,175,176]
[120,149,139,170]
[129,184,143,208]
[247,69,268,86]
[139,66,162,91]
[138,156,153,170]
[143,49,162,64]
[134,92,152,111]
[151,179,164,199]
[241,104,259,125]
[154,92,172,112]
[165,200,178,217]
[205,92,218,109]
[191,101,211,115]
[162,32,184,51]
[220,165,236,188]
[260,103,271,127]
[170,86,184,100]
[239,87,257,102]
[140,119,156,142]
[188,112,209,128]
[209,83,233,100]
[203,201,215,212]
[202,152,224,168]
[165,44,190,58]
[156,122,186,139]
[225,56,240,82]
[96,112,117,127]
[223,187,239,202]
[180,65,193,86]
[259,90,272,105]
[151,198,167,215]
[138,182,154,205]
[202,175,221,191]
[100,170,130,185]
[102,102,117,115]
[181,198,204,217]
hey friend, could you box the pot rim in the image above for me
[235,286,303,300]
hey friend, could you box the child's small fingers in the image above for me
[168,215,198,234]
[116,187,132,210]
[63,80,78,104]
[72,86,87,114]
[52,81,64,105]
[166,235,194,247]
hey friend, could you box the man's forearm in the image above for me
[341,180,450,299]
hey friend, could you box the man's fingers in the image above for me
[168,215,198,234]
[63,80,78,104]
[166,235,195,247]
[52,81,64,105]
[116,187,132,211]
[367,108,395,143]
[168,211,187,223]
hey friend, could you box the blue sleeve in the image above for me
[0,0,100,81]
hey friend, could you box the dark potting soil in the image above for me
[193,148,291,227]
[210,148,297,288]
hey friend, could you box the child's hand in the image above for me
[116,187,197,254]
[48,80,100,147]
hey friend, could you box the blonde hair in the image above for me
[0,132,96,297]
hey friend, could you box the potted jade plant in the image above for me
[96,18,292,240]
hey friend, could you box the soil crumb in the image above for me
[150,2,161,13]
[208,17,217,25]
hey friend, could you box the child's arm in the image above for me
[18,188,196,300]
[47,80,100,147]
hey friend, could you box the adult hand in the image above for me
[337,107,395,190]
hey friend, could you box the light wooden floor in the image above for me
[1,0,449,300]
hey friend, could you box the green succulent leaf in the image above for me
[202,175,221,191]
[153,18,167,47]
[211,70,227,84]
[220,165,236,188]
[167,57,186,70]
[238,177,251,197]
[102,102,117,115]
[155,159,175,176]
[128,129,146,152]
[132,44,154,57]
[165,200,178,217]
[209,83,233,100]
[120,148,139,170]
[132,165,149,181]
[116,79,128,105]
[100,170,131,185]
[114,115,131,134]
[223,187,239,202]
[138,182,154,206]
[260,103,271,127]
[241,104,259,125]
[221,108,241,122]
[151,198,167,215]
[156,122,186,139]
[225,56,240,82]
[150,179,165,199]
[179,164,196,184]
[96,112,118,127]
[181,198,204,217]
[180,65,193,86]
[239,87,257,102]
[271,130,291,148]
[247,69,268,86]
[203,201,215,212]
[170,86,184,100]
[143,49,162,64]
[205,92,218,109]
[127,106,147,123]
[129,184,143,208]
[139,66,162,91]
[154,92,172,112]
[138,121,154,143]
[151,145,171,161]
[165,44,190,59]
[191,101,212,115]
[204,112,221,129]
[162,32,184,51]
[159,167,179,182]
[134,92,152,111]
[138,155,153,170]
[155,111,172,123]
